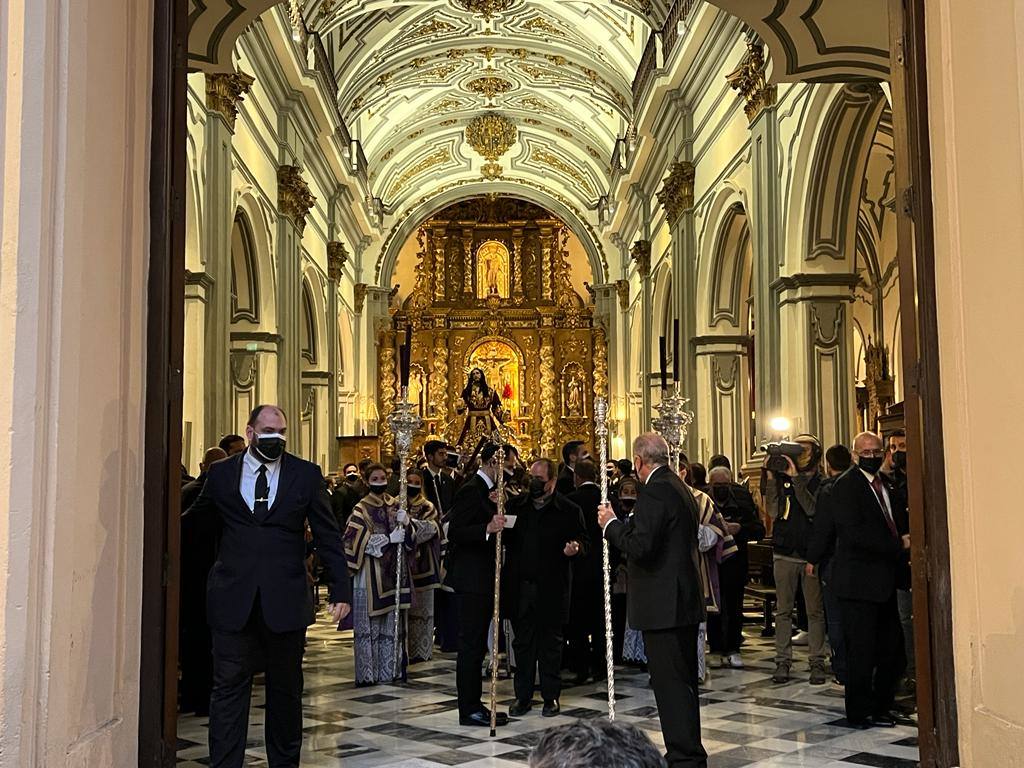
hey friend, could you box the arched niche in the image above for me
[230,211,260,324]
[704,203,753,333]
[233,191,277,331]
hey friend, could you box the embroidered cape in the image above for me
[344,493,417,617]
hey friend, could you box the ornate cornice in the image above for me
[277,165,316,232]
[725,41,777,124]
[327,241,349,281]
[204,71,254,132]
[354,283,368,313]
[615,279,630,310]
[656,161,695,226]
[630,239,651,278]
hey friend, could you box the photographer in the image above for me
[763,433,827,684]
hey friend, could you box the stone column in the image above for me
[728,39,781,446]
[658,160,698,453]
[539,330,558,457]
[631,239,653,427]
[693,336,753,468]
[326,241,348,471]
[430,222,448,302]
[461,225,474,297]
[203,70,253,446]
[774,274,859,449]
[276,164,315,423]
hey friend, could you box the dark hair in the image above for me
[529,720,667,768]
[574,459,598,483]
[218,434,245,451]
[708,453,732,470]
[689,462,707,488]
[561,440,585,465]
[390,456,401,472]
[462,367,492,401]
[480,443,500,463]
[424,440,447,457]
[363,462,387,482]
[247,404,286,427]
[888,428,907,439]
[342,462,358,474]
[358,458,373,472]
[618,477,639,497]
[406,467,423,481]
[502,444,519,459]
[615,458,633,476]
[532,458,556,482]
[825,444,853,473]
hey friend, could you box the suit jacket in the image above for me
[805,476,839,579]
[566,483,603,584]
[502,493,587,625]
[605,465,705,630]
[423,468,454,522]
[184,451,351,632]
[555,466,576,496]
[828,467,905,603]
[445,472,499,595]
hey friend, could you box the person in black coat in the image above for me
[504,458,587,717]
[445,442,510,728]
[179,446,227,715]
[184,405,352,768]
[422,440,459,650]
[565,459,606,684]
[555,440,589,496]
[330,462,366,529]
[828,432,910,728]
[599,433,707,768]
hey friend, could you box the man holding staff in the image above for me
[445,443,510,728]
[598,433,708,768]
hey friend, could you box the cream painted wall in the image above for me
[0,0,151,765]
[926,0,1024,763]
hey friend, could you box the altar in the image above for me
[377,196,607,460]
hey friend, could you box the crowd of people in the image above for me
[178,403,917,768]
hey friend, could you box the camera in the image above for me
[444,450,461,469]
[761,441,805,475]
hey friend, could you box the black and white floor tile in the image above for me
[177,615,919,767]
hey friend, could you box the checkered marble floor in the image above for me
[177,613,919,767]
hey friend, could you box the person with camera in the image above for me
[763,433,827,684]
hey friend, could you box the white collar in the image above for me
[244,448,281,472]
[860,468,881,483]
[476,468,495,490]
[579,481,599,488]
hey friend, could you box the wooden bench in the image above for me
[745,541,777,637]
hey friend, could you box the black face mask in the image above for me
[369,483,389,496]
[407,485,422,494]
[892,451,907,471]
[529,477,549,499]
[252,434,286,462]
[345,472,359,482]
[619,498,636,512]
[858,456,885,475]
[711,485,731,504]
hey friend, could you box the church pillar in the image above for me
[631,239,653,428]
[276,164,315,424]
[693,336,752,467]
[326,241,348,472]
[728,39,781,446]
[461,226,474,297]
[539,330,558,458]
[538,221,555,301]
[612,278,631,456]
[203,70,253,446]
[774,274,859,449]
[659,160,698,454]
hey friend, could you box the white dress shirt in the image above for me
[241,449,282,512]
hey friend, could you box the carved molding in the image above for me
[615,279,630,310]
[277,165,316,232]
[656,161,695,226]
[354,283,368,313]
[327,241,349,282]
[726,41,777,124]
[204,71,255,132]
[630,239,651,278]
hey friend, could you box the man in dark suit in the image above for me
[179,446,227,715]
[829,432,910,728]
[504,458,587,717]
[184,404,351,768]
[423,440,459,651]
[599,433,707,768]
[555,440,589,495]
[566,459,606,684]
[445,442,510,727]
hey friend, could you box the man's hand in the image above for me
[563,540,580,557]
[782,456,798,477]
[486,514,506,534]
[804,562,815,577]
[902,533,911,551]
[597,501,616,529]
[726,521,741,536]
[328,602,351,622]
[488,489,499,504]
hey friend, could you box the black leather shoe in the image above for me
[871,713,896,727]
[459,710,508,727]
[542,700,560,717]
[846,718,872,730]
[509,700,532,717]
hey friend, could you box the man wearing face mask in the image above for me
[330,462,366,529]
[446,443,511,727]
[762,433,827,685]
[610,478,638,664]
[828,432,910,728]
[556,440,589,496]
[184,404,351,768]
[598,433,707,768]
[503,459,587,717]
[566,459,607,685]
[881,428,913,690]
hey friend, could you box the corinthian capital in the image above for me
[656,161,695,226]
[630,239,652,278]
[327,241,349,281]
[278,165,316,232]
[725,41,777,123]
[205,71,255,132]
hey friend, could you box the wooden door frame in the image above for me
[140,0,187,765]
[888,0,960,765]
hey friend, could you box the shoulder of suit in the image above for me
[557,495,583,514]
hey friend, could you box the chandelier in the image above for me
[453,0,515,21]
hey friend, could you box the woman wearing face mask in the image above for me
[611,478,638,665]
[343,464,419,685]
[405,468,444,663]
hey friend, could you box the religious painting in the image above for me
[476,240,510,299]
[561,361,587,418]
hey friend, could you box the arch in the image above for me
[650,261,672,367]
[705,203,753,331]
[230,211,260,323]
[233,191,277,331]
[376,181,607,288]
[300,278,318,367]
[338,310,355,390]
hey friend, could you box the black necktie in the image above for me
[255,464,269,516]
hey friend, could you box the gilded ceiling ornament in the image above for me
[429,97,463,113]
[204,71,255,132]
[477,46,497,61]
[523,117,542,126]
[453,0,514,21]
[277,165,316,232]
[388,148,451,198]
[725,40,777,123]
[327,241,349,281]
[465,112,518,162]
[481,162,504,180]
[465,75,515,99]
[523,16,564,37]
[410,19,457,39]
[531,148,594,196]
[376,72,393,87]
[446,48,467,58]
[656,161,695,225]
[428,63,460,79]
[439,118,459,126]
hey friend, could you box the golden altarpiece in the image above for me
[377,197,608,460]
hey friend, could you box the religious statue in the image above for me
[456,367,503,446]
[476,241,509,299]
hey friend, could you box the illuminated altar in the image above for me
[378,196,607,459]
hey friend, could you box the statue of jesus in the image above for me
[456,367,503,446]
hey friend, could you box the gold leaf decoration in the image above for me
[464,76,515,98]
[453,0,514,20]
[531,148,593,195]
[465,112,518,161]
[388,148,451,198]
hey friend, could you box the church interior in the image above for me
[3,0,1024,766]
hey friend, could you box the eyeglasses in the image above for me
[858,449,885,457]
